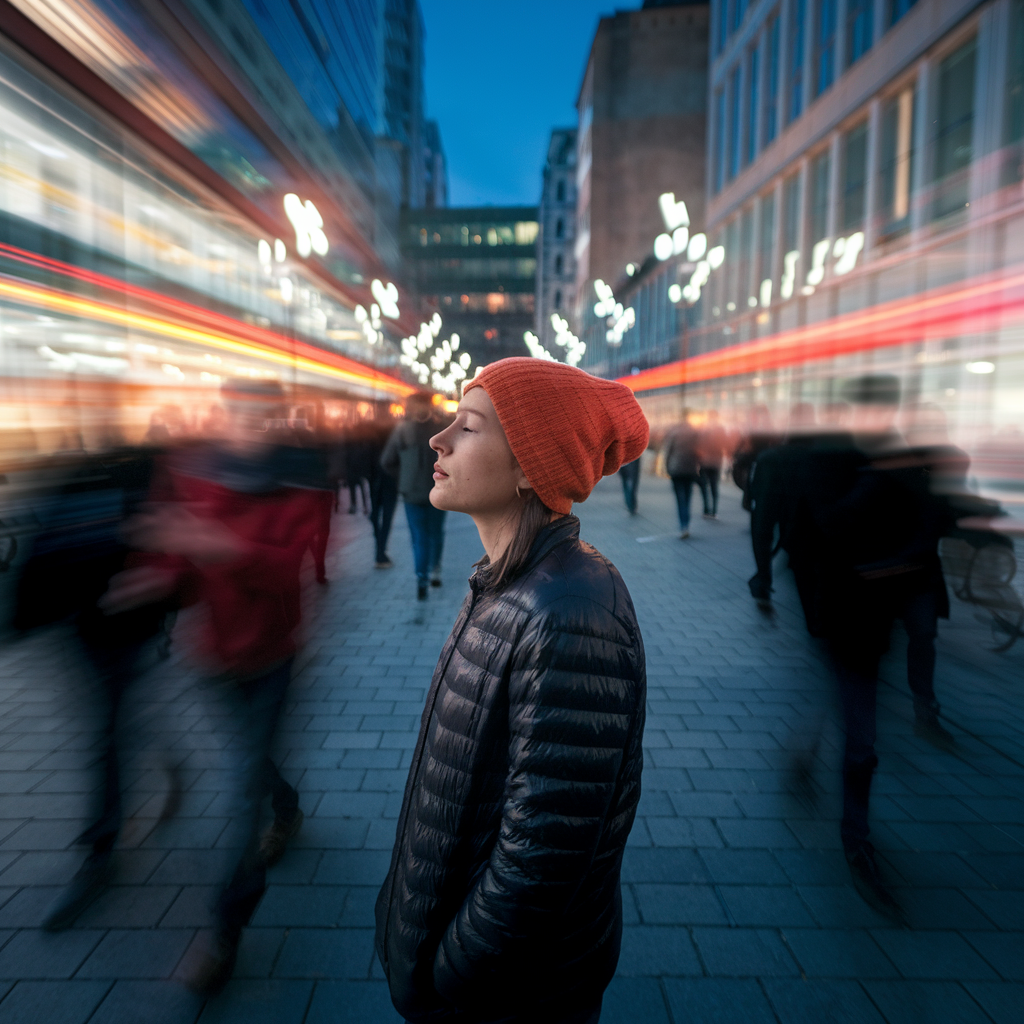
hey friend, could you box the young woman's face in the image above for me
[429,387,529,515]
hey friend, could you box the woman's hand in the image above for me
[124,505,246,563]
[99,566,177,614]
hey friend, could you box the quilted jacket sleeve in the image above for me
[432,589,644,1007]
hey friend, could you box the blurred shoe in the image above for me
[430,576,442,588]
[375,556,394,569]
[181,927,240,996]
[846,844,906,924]
[43,851,113,931]
[914,703,955,751]
[679,530,690,539]
[259,808,303,867]
[702,512,714,519]
[417,582,428,601]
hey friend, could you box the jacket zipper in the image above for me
[380,583,481,966]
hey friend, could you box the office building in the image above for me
[574,0,711,377]
[535,128,578,353]
[423,119,449,209]
[401,207,539,363]
[625,0,1024,438]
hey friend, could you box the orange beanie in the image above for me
[464,357,650,515]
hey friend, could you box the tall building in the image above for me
[423,119,449,209]
[401,207,539,364]
[382,0,427,209]
[574,0,711,376]
[0,0,419,453]
[623,0,1024,439]
[535,128,578,354]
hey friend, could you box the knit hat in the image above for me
[464,357,649,514]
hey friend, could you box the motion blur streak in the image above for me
[0,275,415,396]
[619,268,1024,392]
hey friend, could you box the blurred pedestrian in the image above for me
[697,409,729,518]
[731,404,778,511]
[368,416,399,568]
[381,393,447,599]
[661,411,703,538]
[14,444,177,931]
[104,378,320,994]
[618,456,641,514]
[376,358,648,1024]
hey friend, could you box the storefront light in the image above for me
[966,361,995,373]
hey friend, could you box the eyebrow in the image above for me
[460,407,486,418]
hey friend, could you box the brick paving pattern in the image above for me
[0,472,1020,1023]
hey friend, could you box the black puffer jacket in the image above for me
[375,516,646,1024]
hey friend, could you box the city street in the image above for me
[0,471,1020,1024]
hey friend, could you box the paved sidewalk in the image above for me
[0,472,1020,1023]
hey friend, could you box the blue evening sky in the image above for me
[419,0,641,207]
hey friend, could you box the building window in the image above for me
[841,121,868,230]
[787,0,807,125]
[758,192,776,303]
[764,13,780,147]
[732,0,749,33]
[729,64,742,180]
[933,37,977,219]
[887,0,917,29]
[1004,0,1024,182]
[555,254,563,274]
[846,0,873,67]
[809,149,830,245]
[781,172,801,297]
[813,0,837,99]
[747,43,760,167]
[739,207,755,307]
[556,180,566,201]
[716,0,730,54]
[724,218,740,310]
[555,218,564,238]
[554,289,562,309]
[879,87,915,235]
[714,87,727,191]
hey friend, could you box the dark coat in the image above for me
[375,516,646,1024]
[381,418,438,504]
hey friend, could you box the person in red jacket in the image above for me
[104,378,322,993]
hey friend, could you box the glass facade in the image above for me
[846,0,874,67]
[764,13,781,148]
[933,37,977,219]
[729,66,742,181]
[878,87,915,235]
[788,0,807,124]
[841,121,868,230]
[747,44,760,166]
[814,0,838,98]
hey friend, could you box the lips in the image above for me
[433,464,449,480]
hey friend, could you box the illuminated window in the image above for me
[787,0,807,124]
[783,171,801,257]
[763,13,780,147]
[841,121,868,230]
[933,37,977,219]
[879,87,915,233]
[515,221,539,245]
[846,0,873,67]
[813,0,837,99]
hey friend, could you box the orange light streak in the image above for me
[0,276,416,396]
[618,269,1024,393]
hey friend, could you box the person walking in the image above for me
[618,456,641,514]
[375,358,649,1024]
[661,412,703,538]
[103,378,319,993]
[368,415,399,568]
[697,409,729,518]
[381,393,447,599]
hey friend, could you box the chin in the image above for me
[429,485,454,511]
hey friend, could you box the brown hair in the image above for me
[476,491,558,592]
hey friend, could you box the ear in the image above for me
[512,461,532,493]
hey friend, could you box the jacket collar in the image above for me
[468,514,580,594]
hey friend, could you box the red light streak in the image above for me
[618,268,1024,393]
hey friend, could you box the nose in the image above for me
[430,424,452,455]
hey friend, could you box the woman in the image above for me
[375,358,649,1024]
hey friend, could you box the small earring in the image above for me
[516,485,523,499]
